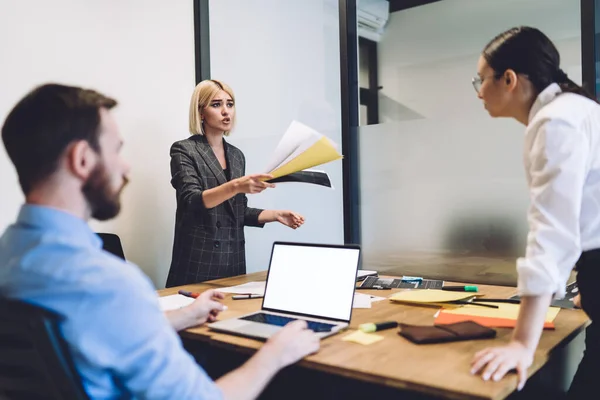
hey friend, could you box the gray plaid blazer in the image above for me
[165,135,264,287]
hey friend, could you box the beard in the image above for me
[82,162,128,221]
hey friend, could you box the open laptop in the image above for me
[208,241,361,340]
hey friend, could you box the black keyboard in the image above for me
[241,313,336,333]
[360,276,444,289]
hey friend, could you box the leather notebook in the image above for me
[398,321,497,344]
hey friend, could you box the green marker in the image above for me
[442,285,478,292]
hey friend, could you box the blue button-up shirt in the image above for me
[0,205,223,399]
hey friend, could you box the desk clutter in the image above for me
[343,320,497,346]
[359,275,444,290]
[164,276,569,347]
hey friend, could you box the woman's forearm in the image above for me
[202,181,239,208]
[258,210,277,224]
[512,293,553,352]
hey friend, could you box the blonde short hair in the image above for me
[189,79,236,136]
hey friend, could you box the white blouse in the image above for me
[518,83,600,299]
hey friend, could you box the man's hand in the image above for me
[471,341,534,391]
[186,289,226,325]
[215,320,320,400]
[165,289,226,331]
[263,320,320,369]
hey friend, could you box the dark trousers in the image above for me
[568,249,600,399]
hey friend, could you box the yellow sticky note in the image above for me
[341,330,384,345]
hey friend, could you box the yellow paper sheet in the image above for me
[389,289,477,304]
[442,302,560,323]
[341,330,384,345]
[269,136,342,178]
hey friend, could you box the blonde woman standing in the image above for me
[166,79,304,287]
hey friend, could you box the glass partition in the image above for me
[357,0,582,285]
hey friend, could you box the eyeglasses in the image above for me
[471,73,501,94]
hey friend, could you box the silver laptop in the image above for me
[208,241,361,340]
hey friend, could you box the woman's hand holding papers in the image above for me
[232,174,275,194]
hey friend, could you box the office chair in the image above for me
[0,297,89,400]
[96,232,126,260]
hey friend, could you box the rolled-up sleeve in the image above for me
[517,118,588,299]
[170,142,207,213]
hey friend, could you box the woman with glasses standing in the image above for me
[166,79,305,287]
[469,26,600,398]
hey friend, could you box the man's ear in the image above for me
[65,140,98,180]
[504,70,518,91]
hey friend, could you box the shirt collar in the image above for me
[16,204,102,249]
[528,83,562,124]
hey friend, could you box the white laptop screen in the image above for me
[262,243,360,322]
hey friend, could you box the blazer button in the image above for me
[214,241,220,248]
[216,221,222,228]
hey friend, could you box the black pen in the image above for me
[449,300,499,309]
[474,298,521,304]
[232,294,263,300]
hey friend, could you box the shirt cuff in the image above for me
[516,256,566,299]
[245,208,265,228]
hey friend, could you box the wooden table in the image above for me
[159,272,589,400]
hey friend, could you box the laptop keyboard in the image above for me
[241,313,336,333]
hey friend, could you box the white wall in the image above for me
[0,0,195,288]
[208,0,345,272]
[358,0,582,276]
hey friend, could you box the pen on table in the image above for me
[232,294,263,300]
[450,300,499,309]
[359,321,398,333]
[474,298,521,304]
[442,285,478,292]
[178,290,200,299]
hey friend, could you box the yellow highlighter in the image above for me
[359,321,399,333]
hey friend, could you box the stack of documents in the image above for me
[435,303,560,329]
[263,120,343,187]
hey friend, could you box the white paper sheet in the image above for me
[158,294,195,311]
[217,281,266,295]
[353,292,372,308]
[264,120,321,173]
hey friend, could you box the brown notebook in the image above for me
[398,321,496,344]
